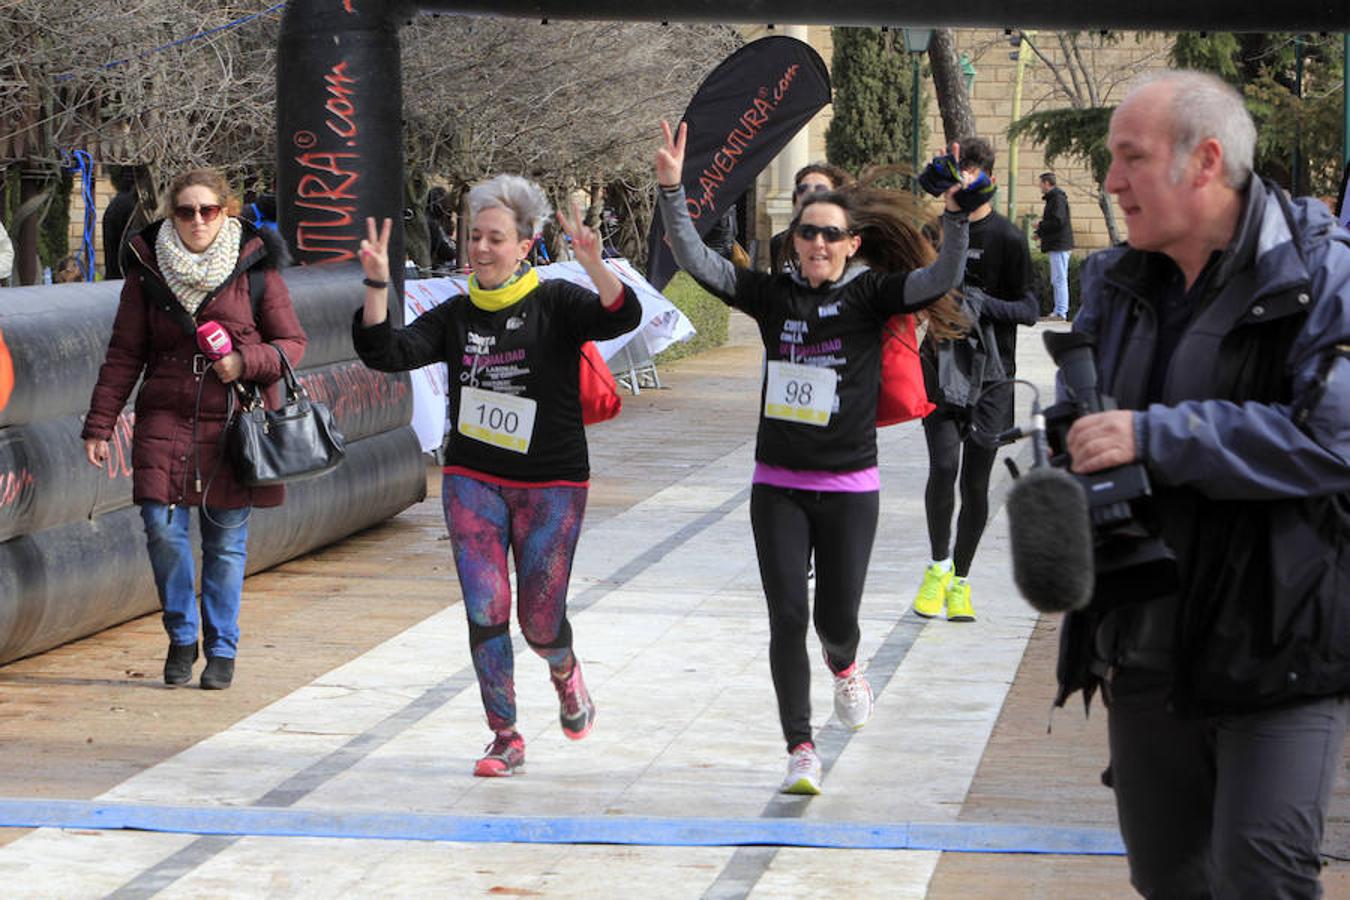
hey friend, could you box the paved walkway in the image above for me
[0,312,1344,898]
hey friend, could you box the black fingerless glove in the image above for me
[917,154,961,197]
[952,171,996,212]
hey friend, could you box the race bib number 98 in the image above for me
[458,386,537,453]
[764,360,835,427]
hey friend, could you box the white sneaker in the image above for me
[780,742,822,795]
[833,663,874,731]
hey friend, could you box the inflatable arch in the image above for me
[275,0,1346,273]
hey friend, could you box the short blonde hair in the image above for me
[467,174,552,240]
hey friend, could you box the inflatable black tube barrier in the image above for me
[0,426,427,666]
[0,360,411,543]
[0,266,369,427]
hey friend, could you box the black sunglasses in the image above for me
[794,223,853,243]
[794,182,829,197]
[173,204,223,223]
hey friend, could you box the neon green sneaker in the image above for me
[946,578,976,622]
[913,563,953,618]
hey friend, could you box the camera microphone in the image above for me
[1006,464,1095,614]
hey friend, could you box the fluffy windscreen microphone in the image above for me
[195,321,232,360]
[1006,466,1095,614]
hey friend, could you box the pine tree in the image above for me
[826,28,919,180]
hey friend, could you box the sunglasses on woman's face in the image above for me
[173,204,223,223]
[794,182,829,197]
[794,223,853,243]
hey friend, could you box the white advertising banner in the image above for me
[401,259,697,452]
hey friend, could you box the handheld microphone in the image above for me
[196,321,233,360]
[195,322,250,401]
[1006,465,1095,614]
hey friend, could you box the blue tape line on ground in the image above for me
[0,798,1125,855]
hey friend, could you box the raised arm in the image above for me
[655,120,738,299]
[902,212,969,308]
[556,200,624,308]
[359,216,393,326]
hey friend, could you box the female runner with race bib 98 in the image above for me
[353,175,640,778]
[655,121,977,795]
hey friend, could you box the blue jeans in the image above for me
[140,503,250,658]
[1048,250,1071,317]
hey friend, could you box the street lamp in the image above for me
[902,28,934,193]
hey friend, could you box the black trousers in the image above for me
[921,405,998,577]
[1107,668,1349,899]
[749,484,878,751]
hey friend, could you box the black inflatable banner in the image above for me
[277,0,407,305]
[645,36,831,290]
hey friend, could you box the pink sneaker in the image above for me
[473,731,525,777]
[552,660,596,740]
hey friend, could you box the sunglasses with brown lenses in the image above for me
[173,204,223,223]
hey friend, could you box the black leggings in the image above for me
[750,484,879,751]
[922,407,997,578]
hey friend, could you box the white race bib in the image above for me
[764,360,836,427]
[457,386,537,453]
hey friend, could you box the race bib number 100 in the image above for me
[458,386,537,453]
[764,360,835,427]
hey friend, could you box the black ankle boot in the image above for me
[164,642,198,686]
[200,656,235,690]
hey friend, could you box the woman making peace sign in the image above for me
[655,122,974,794]
[353,175,640,778]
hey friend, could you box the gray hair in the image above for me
[467,174,553,240]
[1137,70,1255,189]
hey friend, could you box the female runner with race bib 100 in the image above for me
[655,121,976,795]
[353,175,641,778]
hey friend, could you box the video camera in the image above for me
[1037,330,1177,606]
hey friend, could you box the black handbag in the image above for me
[228,345,345,487]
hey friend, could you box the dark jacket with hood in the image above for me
[82,219,306,510]
[1036,186,1073,253]
[1056,178,1350,716]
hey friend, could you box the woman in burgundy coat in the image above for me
[82,169,305,690]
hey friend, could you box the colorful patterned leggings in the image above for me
[443,473,588,733]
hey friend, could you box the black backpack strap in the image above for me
[247,266,265,320]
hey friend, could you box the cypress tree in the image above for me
[826,28,919,180]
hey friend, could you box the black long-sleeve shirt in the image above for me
[353,280,640,483]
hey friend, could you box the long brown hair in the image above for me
[832,175,968,341]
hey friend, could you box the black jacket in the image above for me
[1056,179,1350,716]
[1035,187,1073,252]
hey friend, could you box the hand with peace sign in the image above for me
[557,200,624,310]
[360,216,393,326]
[656,119,687,189]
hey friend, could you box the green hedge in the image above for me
[653,271,730,363]
[1028,249,1086,319]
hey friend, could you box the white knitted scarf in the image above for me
[155,216,242,316]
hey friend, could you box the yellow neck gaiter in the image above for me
[468,265,539,312]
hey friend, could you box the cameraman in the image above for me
[1060,70,1349,896]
